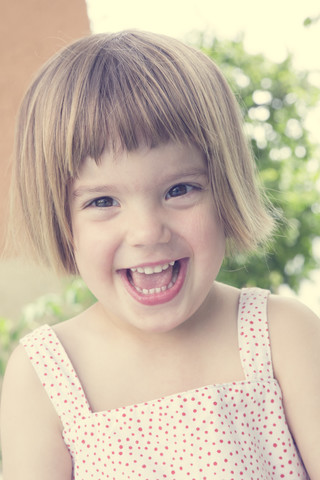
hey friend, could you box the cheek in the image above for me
[72,223,115,272]
[186,208,225,253]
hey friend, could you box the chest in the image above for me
[56,285,243,412]
[62,381,308,480]
[70,326,244,412]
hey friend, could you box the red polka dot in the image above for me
[19,288,308,479]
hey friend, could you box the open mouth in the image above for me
[127,260,180,294]
[119,259,187,305]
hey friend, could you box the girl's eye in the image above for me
[166,184,195,199]
[88,196,118,208]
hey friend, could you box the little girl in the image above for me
[1,30,319,480]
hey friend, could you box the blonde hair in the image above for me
[10,30,274,275]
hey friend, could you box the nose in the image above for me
[125,206,172,247]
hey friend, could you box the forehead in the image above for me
[71,142,208,192]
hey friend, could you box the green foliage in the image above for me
[194,34,320,292]
[0,278,95,382]
[303,14,320,27]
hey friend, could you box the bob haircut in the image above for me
[11,30,274,275]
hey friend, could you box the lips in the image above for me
[119,258,188,306]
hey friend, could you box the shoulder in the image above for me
[267,294,320,383]
[1,342,49,429]
[2,342,42,394]
[267,294,320,376]
[267,292,320,333]
[1,344,72,479]
[267,294,320,478]
[1,342,59,427]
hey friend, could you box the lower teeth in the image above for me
[130,262,179,295]
[136,283,173,295]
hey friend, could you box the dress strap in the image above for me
[20,324,92,427]
[238,288,274,381]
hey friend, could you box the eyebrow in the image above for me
[72,168,208,200]
[72,185,118,199]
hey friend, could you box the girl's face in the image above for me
[70,142,226,334]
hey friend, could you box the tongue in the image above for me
[129,265,173,290]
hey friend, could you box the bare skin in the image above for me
[1,282,320,479]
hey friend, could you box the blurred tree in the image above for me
[303,14,320,27]
[195,35,320,292]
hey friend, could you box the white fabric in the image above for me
[21,288,309,479]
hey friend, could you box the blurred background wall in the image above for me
[0,0,90,319]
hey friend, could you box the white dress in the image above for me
[21,288,309,479]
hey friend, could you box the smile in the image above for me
[119,259,188,305]
[128,261,178,294]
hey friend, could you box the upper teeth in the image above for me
[130,261,175,275]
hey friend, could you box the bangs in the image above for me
[48,32,220,177]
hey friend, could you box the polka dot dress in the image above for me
[21,288,309,479]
